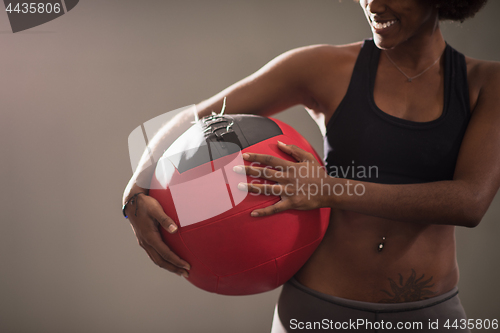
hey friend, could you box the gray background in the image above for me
[1,1,499,332]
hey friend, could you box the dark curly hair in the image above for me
[353,1,488,23]
[434,0,488,22]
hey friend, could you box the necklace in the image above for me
[384,50,443,82]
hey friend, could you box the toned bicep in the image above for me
[453,62,500,213]
[194,46,321,118]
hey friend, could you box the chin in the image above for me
[372,34,402,50]
[372,35,391,50]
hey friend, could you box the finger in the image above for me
[233,165,283,181]
[148,198,179,234]
[242,152,294,168]
[250,199,291,217]
[239,182,287,196]
[142,242,189,277]
[277,141,316,163]
[142,229,191,270]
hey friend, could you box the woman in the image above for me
[123,0,499,331]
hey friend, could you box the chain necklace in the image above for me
[384,50,443,82]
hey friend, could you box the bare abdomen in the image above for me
[295,209,459,303]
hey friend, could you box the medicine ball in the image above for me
[149,114,330,295]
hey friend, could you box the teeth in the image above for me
[373,20,397,30]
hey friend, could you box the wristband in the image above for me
[122,192,145,218]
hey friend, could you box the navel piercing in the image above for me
[378,237,386,252]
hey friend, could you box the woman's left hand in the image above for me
[233,141,331,217]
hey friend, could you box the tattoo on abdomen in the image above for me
[379,269,436,303]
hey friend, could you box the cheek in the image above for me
[404,9,435,33]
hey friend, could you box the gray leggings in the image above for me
[271,278,469,332]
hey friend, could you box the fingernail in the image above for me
[277,140,285,145]
[238,183,246,190]
[183,265,191,271]
[242,153,250,160]
[233,165,243,173]
[251,211,259,217]
[182,271,189,278]
[168,224,178,233]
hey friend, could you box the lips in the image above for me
[370,18,398,34]
[372,19,397,29]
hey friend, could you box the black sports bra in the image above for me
[323,39,471,184]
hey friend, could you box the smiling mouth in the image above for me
[371,19,398,30]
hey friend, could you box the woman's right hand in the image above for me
[124,185,191,277]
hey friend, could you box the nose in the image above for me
[364,0,387,15]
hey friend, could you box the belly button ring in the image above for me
[378,237,386,252]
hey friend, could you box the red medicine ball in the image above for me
[149,114,330,295]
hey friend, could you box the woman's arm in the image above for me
[123,45,324,202]
[343,61,500,227]
[122,45,333,273]
[241,61,500,228]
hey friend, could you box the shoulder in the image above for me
[465,57,500,113]
[466,57,500,86]
[266,42,363,88]
[275,42,363,69]
[292,42,363,58]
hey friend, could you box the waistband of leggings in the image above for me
[288,277,459,314]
